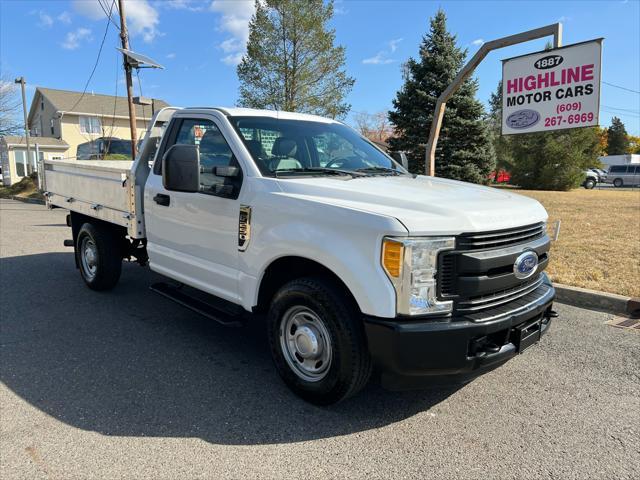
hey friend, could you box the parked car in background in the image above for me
[76,137,135,160]
[489,170,511,183]
[582,169,599,189]
[588,168,607,182]
[604,164,640,188]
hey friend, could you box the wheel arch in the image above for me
[254,256,361,315]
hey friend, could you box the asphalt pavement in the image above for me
[1,199,638,480]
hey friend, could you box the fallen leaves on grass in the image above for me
[515,189,640,297]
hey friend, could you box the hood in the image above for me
[275,175,548,235]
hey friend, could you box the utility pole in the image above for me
[14,77,32,175]
[117,0,138,160]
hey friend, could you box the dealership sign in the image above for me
[502,39,602,135]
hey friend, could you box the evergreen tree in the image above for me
[606,117,629,154]
[237,0,354,119]
[488,80,512,174]
[388,9,494,183]
[508,127,601,190]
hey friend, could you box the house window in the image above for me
[41,99,44,110]
[14,150,26,177]
[79,116,102,134]
[50,119,55,135]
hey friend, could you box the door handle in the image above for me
[153,193,170,206]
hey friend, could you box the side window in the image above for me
[163,118,240,197]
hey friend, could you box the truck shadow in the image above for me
[0,252,459,445]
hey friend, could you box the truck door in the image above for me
[144,115,243,304]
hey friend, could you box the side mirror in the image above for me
[391,151,409,170]
[162,144,200,192]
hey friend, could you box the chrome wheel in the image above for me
[80,236,98,280]
[280,306,332,382]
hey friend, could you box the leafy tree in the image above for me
[388,9,494,183]
[606,117,629,154]
[354,111,393,143]
[237,0,354,119]
[0,75,23,136]
[628,135,640,154]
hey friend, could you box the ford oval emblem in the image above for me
[514,251,539,280]
[506,109,540,130]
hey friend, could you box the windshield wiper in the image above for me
[355,166,402,175]
[274,167,362,178]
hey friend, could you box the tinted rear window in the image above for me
[609,165,627,173]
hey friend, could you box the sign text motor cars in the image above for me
[502,39,602,135]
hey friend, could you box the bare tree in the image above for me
[0,75,23,136]
[354,111,393,143]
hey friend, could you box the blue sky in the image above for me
[2,0,639,135]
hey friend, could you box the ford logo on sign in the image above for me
[514,251,539,280]
[506,109,540,129]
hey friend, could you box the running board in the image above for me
[150,282,245,327]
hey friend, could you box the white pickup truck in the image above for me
[41,107,556,405]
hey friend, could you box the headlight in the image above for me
[382,236,455,316]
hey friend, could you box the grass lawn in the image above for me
[0,175,42,200]
[514,188,640,298]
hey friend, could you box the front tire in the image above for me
[75,222,122,290]
[584,178,596,189]
[613,178,623,188]
[267,277,372,405]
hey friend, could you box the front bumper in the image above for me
[364,277,556,390]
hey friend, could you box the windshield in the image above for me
[229,116,407,177]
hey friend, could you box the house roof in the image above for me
[29,87,170,123]
[1,136,69,149]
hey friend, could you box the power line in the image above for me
[97,0,120,30]
[603,81,640,95]
[67,0,116,114]
[602,104,640,114]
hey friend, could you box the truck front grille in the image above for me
[456,222,545,251]
[456,275,544,313]
[438,223,551,321]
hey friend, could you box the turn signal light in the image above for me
[382,239,403,278]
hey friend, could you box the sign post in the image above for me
[502,39,602,135]
[424,23,563,176]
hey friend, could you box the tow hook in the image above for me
[547,310,559,318]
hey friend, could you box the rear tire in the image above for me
[267,277,372,405]
[75,222,122,290]
[613,178,623,188]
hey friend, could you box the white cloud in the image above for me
[210,0,255,66]
[334,0,348,15]
[166,52,176,59]
[61,27,92,50]
[126,0,161,42]
[362,52,394,65]
[72,0,104,20]
[363,38,402,65]
[471,38,484,46]
[73,0,160,43]
[35,11,54,28]
[58,11,72,24]
[388,38,403,53]
[165,0,205,11]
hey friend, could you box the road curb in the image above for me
[554,283,639,317]
[1,195,45,205]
